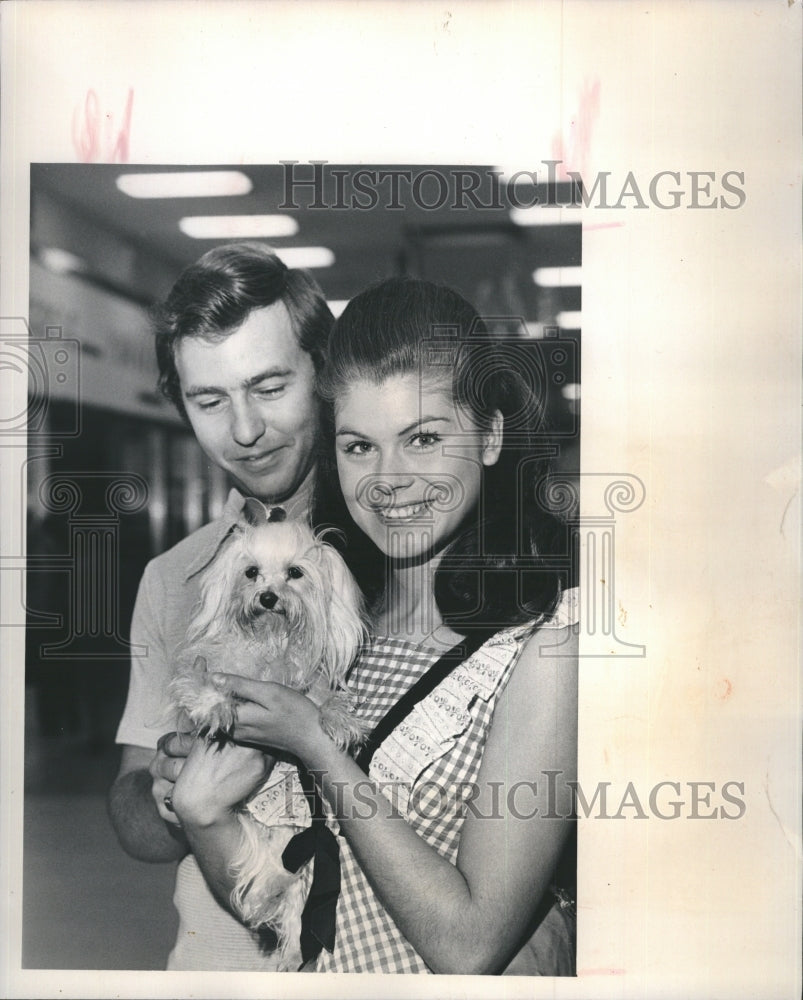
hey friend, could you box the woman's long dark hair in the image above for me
[319,277,573,632]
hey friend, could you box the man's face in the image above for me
[175,302,319,503]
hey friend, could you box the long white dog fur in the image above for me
[168,502,366,969]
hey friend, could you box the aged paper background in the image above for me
[1,1,800,998]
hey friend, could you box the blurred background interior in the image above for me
[23,163,581,968]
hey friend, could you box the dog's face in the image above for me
[187,516,365,688]
[229,521,324,632]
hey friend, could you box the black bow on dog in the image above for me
[281,820,340,965]
[242,498,287,526]
[281,764,340,966]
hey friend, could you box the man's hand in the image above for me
[149,731,195,825]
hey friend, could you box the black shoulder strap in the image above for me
[354,628,495,773]
[282,626,493,964]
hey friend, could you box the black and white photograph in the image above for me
[1,3,800,999]
[24,162,582,974]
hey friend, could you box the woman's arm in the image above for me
[213,626,578,974]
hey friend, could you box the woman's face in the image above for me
[335,373,502,563]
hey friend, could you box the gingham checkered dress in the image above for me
[315,589,578,974]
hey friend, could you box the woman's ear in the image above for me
[482,410,504,466]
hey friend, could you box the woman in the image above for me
[171,277,579,975]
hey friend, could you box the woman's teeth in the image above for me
[379,501,430,520]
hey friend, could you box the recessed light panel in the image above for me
[116,171,253,198]
[179,215,299,239]
[532,266,583,287]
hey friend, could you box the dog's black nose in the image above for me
[259,590,279,610]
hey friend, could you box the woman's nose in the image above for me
[230,402,265,448]
[371,459,414,500]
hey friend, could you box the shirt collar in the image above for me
[184,488,246,581]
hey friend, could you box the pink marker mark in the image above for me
[72,87,133,163]
[715,678,733,701]
[552,78,601,183]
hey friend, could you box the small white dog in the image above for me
[169,500,366,969]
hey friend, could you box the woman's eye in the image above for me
[244,565,259,579]
[410,431,441,448]
[343,440,373,456]
[287,566,304,580]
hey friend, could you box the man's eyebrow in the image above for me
[183,368,293,398]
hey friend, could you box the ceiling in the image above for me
[30,163,582,322]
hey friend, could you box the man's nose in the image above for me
[230,402,265,448]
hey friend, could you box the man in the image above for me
[108,242,335,970]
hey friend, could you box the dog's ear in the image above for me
[319,545,366,682]
[185,539,243,645]
[241,497,270,527]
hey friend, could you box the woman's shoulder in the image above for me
[486,587,579,710]
[488,585,580,647]
[541,586,579,631]
[365,586,578,658]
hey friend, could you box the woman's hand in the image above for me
[171,736,272,828]
[208,674,324,759]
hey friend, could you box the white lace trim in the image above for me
[245,759,311,828]
[368,588,578,814]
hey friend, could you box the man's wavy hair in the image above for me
[154,242,333,422]
[319,276,573,632]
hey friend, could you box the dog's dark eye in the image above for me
[244,565,259,579]
[287,566,304,580]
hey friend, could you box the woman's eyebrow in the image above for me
[336,415,451,438]
[396,415,450,437]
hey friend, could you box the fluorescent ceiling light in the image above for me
[510,206,571,227]
[327,300,349,318]
[532,266,583,287]
[38,247,86,275]
[117,171,252,198]
[556,311,582,328]
[275,247,335,269]
[179,215,299,239]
